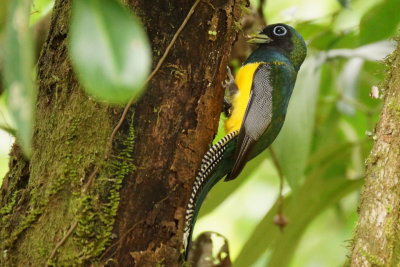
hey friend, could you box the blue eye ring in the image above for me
[273,26,287,36]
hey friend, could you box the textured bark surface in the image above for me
[350,42,400,266]
[0,0,245,266]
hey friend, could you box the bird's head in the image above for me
[248,23,307,71]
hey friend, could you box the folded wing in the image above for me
[225,63,274,181]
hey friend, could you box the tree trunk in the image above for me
[350,41,400,266]
[0,0,245,266]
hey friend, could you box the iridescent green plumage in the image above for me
[183,23,307,259]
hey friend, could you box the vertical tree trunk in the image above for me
[350,41,400,266]
[0,0,245,266]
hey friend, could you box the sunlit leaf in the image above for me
[198,149,269,218]
[337,58,364,115]
[69,0,151,104]
[30,0,54,24]
[359,0,400,45]
[272,57,321,189]
[326,40,396,61]
[3,0,36,157]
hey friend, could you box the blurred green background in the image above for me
[0,0,399,266]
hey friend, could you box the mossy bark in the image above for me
[349,41,400,266]
[0,0,245,266]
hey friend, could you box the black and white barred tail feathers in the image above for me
[183,130,238,254]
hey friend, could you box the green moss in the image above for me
[0,190,19,216]
[2,153,84,250]
[360,249,385,267]
[385,217,395,253]
[5,208,43,248]
[393,228,400,266]
[233,20,242,32]
[72,112,136,264]
[1,116,86,254]
[385,99,400,124]
[5,101,127,265]
[239,4,251,15]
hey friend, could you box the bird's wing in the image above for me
[225,63,274,181]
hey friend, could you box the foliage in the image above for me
[69,0,151,104]
[3,0,36,157]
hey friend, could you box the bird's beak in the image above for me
[246,33,272,44]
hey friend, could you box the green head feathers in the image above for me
[247,23,307,71]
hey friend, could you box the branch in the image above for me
[349,42,400,266]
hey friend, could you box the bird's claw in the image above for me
[222,66,235,89]
[222,66,238,118]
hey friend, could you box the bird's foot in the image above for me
[222,66,237,118]
[222,66,235,89]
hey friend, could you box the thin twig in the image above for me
[99,219,145,261]
[47,0,202,262]
[145,0,201,85]
[0,124,16,136]
[100,185,176,260]
[46,222,78,267]
[269,146,287,229]
[82,165,100,193]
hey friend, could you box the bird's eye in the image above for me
[273,26,287,36]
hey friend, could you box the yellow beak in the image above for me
[246,33,272,44]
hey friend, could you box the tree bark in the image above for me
[350,41,400,266]
[0,0,245,266]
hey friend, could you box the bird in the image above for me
[183,23,307,259]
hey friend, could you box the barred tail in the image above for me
[183,131,238,258]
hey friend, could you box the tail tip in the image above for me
[224,172,237,182]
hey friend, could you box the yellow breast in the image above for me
[224,62,262,134]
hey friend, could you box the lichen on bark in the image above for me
[349,40,400,266]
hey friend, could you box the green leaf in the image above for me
[326,40,395,61]
[0,0,9,32]
[337,58,364,115]
[30,0,54,24]
[3,0,36,157]
[69,0,151,104]
[266,178,362,267]
[359,0,400,45]
[234,168,363,267]
[0,124,16,136]
[337,0,350,8]
[272,57,321,189]
[198,148,269,218]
